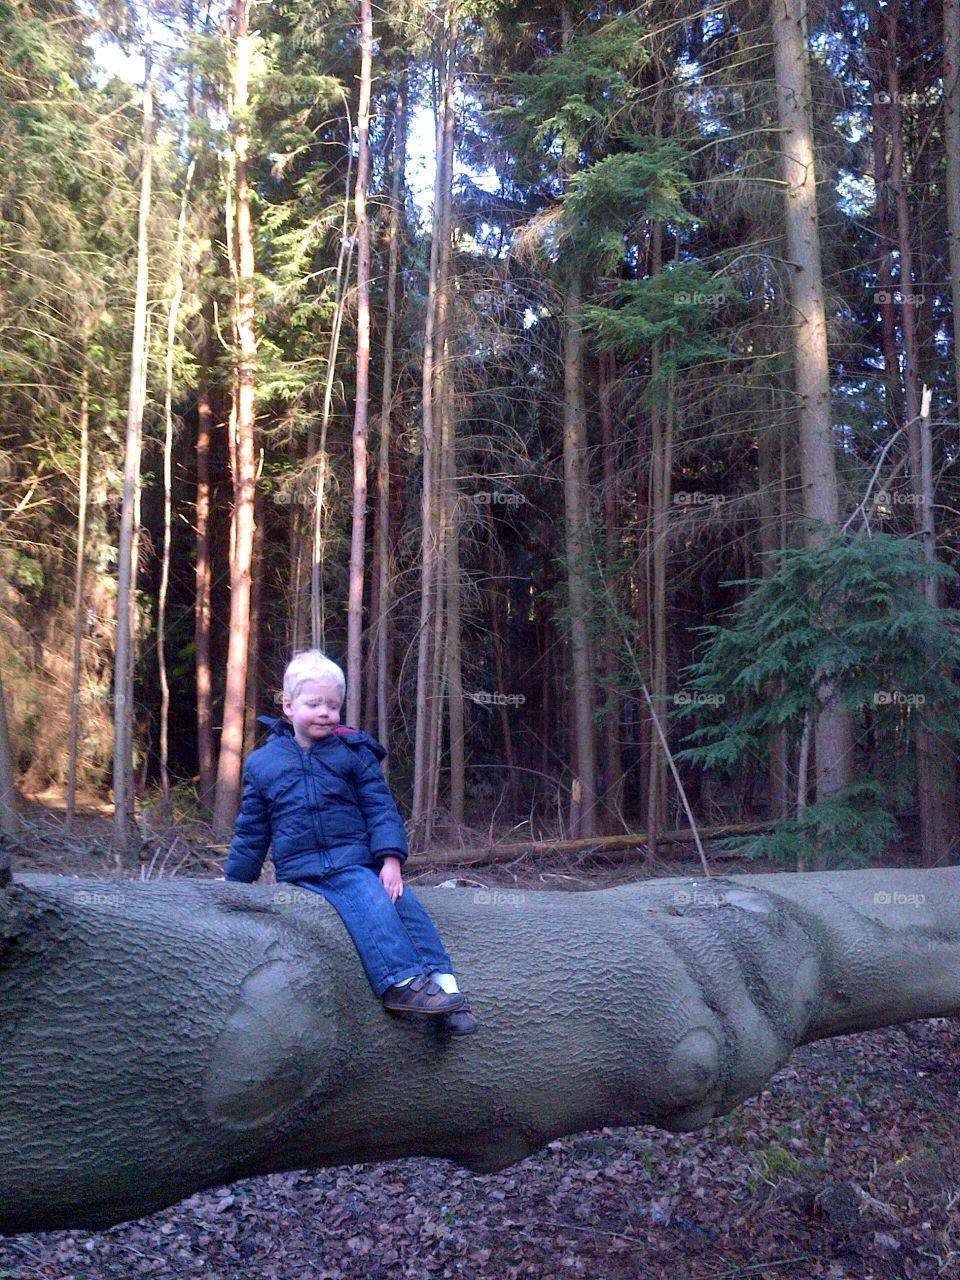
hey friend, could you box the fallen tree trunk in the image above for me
[206,821,773,870]
[404,821,775,868]
[1,867,958,1234]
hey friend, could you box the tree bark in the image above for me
[373,69,409,767]
[195,310,216,810]
[558,4,598,841]
[881,6,957,864]
[946,0,960,414]
[770,0,853,803]
[412,8,454,842]
[113,28,154,847]
[437,15,463,828]
[159,155,196,821]
[346,0,373,728]
[0,659,18,845]
[5,866,960,1234]
[598,351,624,831]
[212,0,258,840]
[65,362,89,832]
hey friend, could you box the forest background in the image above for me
[3,0,960,869]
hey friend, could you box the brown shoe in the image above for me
[441,997,478,1036]
[382,973,464,1016]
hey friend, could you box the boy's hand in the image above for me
[379,855,403,902]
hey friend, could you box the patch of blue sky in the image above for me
[837,170,874,218]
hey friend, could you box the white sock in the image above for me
[395,976,416,987]
[430,970,460,994]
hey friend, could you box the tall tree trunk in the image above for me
[313,130,356,650]
[882,5,957,863]
[66,362,89,833]
[771,0,853,805]
[645,207,667,851]
[158,156,196,822]
[412,8,453,842]
[599,350,624,830]
[946,0,960,414]
[346,0,373,727]
[489,541,518,817]
[195,311,216,810]
[374,69,409,767]
[113,27,154,848]
[0,657,18,845]
[212,0,258,841]
[437,13,463,828]
[559,3,597,840]
[866,15,899,431]
[758,407,790,818]
[243,491,264,756]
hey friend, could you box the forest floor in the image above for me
[3,794,960,1280]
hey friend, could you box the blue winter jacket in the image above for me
[223,716,408,883]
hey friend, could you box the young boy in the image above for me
[223,649,478,1035]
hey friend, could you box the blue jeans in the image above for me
[291,867,454,998]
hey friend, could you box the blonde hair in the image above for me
[282,650,346,705]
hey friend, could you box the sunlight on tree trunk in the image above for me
[66,361,89,833]
[212,0,258,841]
[771,0,853,811]
[346,0,373,728]
[113,24,154,849]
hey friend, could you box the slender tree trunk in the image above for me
[559,3,597,840]
[66,362,89,832]
[946,0,960,414]
[0,659,17,848]
[645,218,671,850]
[866,15,899,431]
[212,0,257,840]
[771,0,853,804]
[374,70,409,767]
[313,122,356,650]
[243,492,264,755]
[346,0,373,727]
[113,28,154,848]
[158,156,196,821]
[195,311,216,810]
[599,350,624,830]
[436,13,463,828]
[412,11,451,841]
[881,6,957,863]
[758,409,790,818]
[489,542,518,816]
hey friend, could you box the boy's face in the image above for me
[282,678,342,749]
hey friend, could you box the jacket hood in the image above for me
[255,715,387,761]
